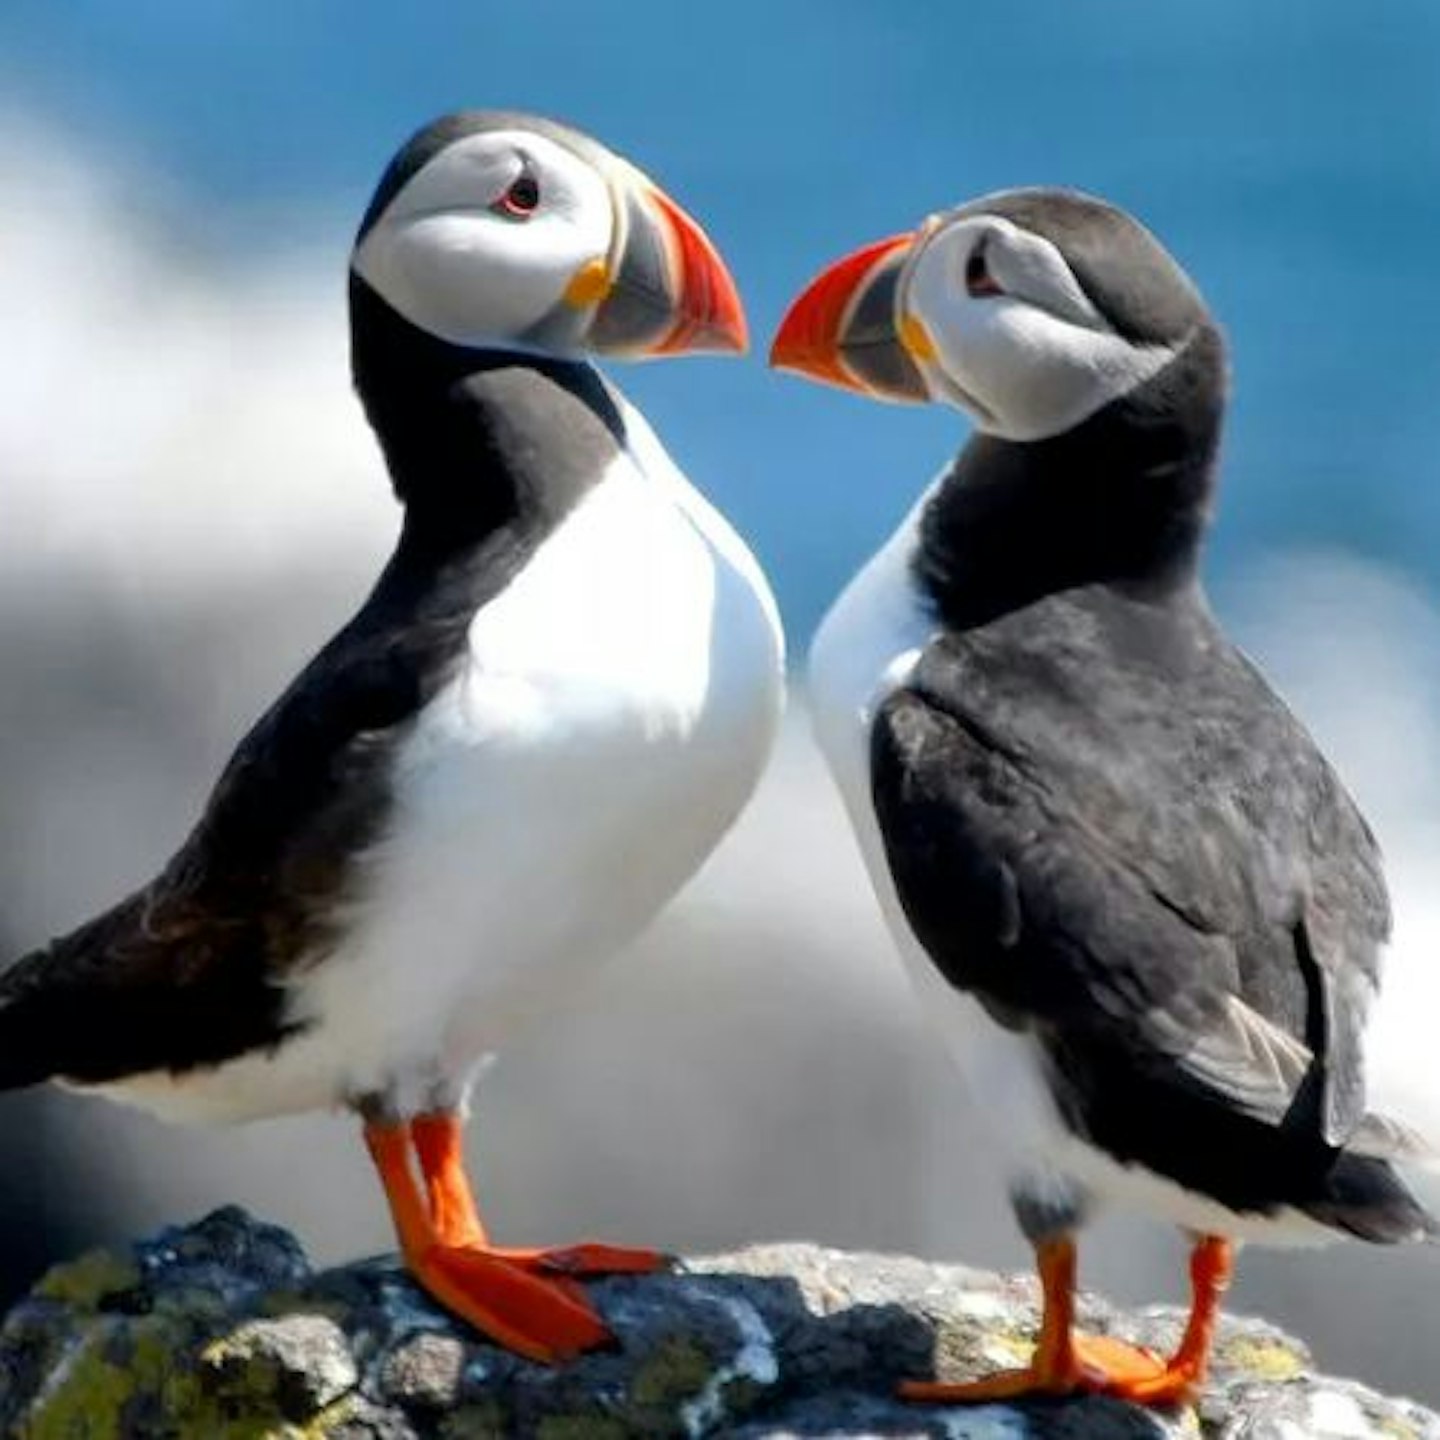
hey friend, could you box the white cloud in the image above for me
[0,111,394,601]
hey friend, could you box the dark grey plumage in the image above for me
[871,582,1430,1235]
[856,190,1434,1241]
[944,188,1209,346]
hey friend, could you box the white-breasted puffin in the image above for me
[770,188,1434,1406]
[0,111,784,1362]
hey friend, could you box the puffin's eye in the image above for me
[965,242,1003,298]
[495,173,540,219]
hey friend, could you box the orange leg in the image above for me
[1099,1235,1234,1405]
[900,1236,1169,1404]
[408,1113,671,1278]
[364,1121,610,1363]
[409,1113,486,1245]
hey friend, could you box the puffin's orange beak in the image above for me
[581,178,747,359]
[647,186,748,356]
[769,231,930,402]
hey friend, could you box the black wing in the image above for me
[0,360,623,1089]
[0,543,481,1085]
[870,589,1393,1210]
[0,360,624,1088]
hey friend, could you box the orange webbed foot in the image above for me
[488,1241,674,1277]
[1074,1332,1168,1385]
[901,1231,1231,1410]
[406,1113,672,1278]
[900,1370,1071,1403]
[1087,1354,1203,1406]
[366,1119,615,1363]
[412,1243,613,1364]
[899,1332,1168,1405]
[368,1114,673,1363]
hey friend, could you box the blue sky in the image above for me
[4,1,1440,634]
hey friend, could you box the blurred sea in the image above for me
[1,0,1440,1409]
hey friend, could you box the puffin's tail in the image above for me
[1305,1111,1440,1244]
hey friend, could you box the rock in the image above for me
[0,1208,1434,1439]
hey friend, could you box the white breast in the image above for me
[808,485,936,805]
[104,394,784,1124]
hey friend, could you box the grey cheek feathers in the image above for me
[962,326,1182,443]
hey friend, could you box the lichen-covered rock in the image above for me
[1,1208,1435,1439]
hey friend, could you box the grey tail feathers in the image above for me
[1347,1107,1439,1168]
[1305,1139,1440,1245]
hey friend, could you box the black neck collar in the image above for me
[348,276,624,550]
[913,325,1226,629]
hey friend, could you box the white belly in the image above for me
[103,397,784,1124]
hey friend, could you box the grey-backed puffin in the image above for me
[0,111,784,1362]
[770,187,1432,1405]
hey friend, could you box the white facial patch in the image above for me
[352,129,615,350]
[903,215,1180,442]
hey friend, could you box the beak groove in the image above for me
[769,232,930,403]
[585,179,747,359]
[648,187,748,356]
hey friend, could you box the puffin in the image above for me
[0,111,784,1363]
[770,188,1435,1405]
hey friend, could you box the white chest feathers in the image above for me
[318,403,784,1094]
[108,399,784,1124]
[807,481,938,806]
[435,393,783,757]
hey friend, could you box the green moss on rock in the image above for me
[535,1417,631,1440]
[629,1335,714,1409]
[1222,1334,1308,1382]
[437,1400,508,1439]
[32,1250,140,1313]
[4,1214,1436,1439]
[19,1328,135,1440]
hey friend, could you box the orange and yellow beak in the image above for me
[574,177,747,359]
[769,231,931,402]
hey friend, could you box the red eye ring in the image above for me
[494,173,540,219]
